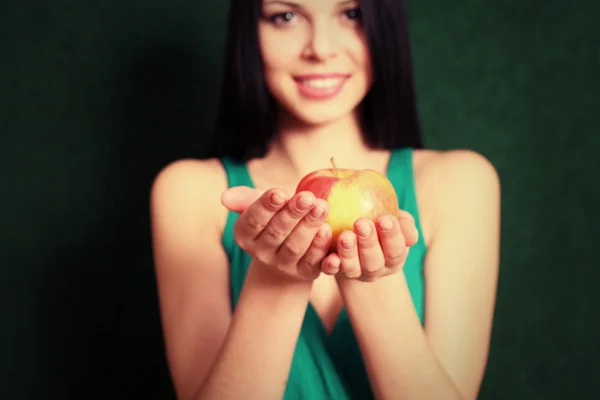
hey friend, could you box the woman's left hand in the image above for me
[321,210,419,282]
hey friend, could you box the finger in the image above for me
[320,252,341,275]
[255,191,316,251]
[234,188,288,243]
[376,214,408,268]
[297,223,333,279]
[397,209,419,247]
[337,230,361,279]
[354,218,385,276]
[278,199,330,264]
[221,186,268,214]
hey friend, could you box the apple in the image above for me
[295,158,399,252]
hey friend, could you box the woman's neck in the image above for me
[264,112,388,180]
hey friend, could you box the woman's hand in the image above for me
[222,186,333,282]
[321,210,419,282]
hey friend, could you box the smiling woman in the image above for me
[258,0,370,125]
[150,0,500,399]
[208,0,422,161]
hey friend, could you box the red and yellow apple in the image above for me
[295,158,399,252]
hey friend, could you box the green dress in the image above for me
[220,147,427,399]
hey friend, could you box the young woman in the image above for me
[150,0,501,399]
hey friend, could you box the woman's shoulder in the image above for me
[151,157,229,203]
[411,148,501,243]
[152,157,228,185]
[150,157,230,236]
[412,148,499,183]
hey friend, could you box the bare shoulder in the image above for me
[151,157,228,203]
[151,157,229,235]
[413,148,500,186]
[412,149,501,242]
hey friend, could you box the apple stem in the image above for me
[330,157,339,177]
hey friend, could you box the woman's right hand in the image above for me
[228,188,332,282]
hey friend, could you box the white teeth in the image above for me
[300,78,344,89]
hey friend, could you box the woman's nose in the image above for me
[302,20,339,61]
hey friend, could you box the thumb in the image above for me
[221,186,266,213]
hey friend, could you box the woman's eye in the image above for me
[269,12,296,26]
[344,8,362,22]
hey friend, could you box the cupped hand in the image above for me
[221,186,333,281]
[320,210,419,283]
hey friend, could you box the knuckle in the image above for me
[345,271,361,279]
[305,253,324,270]
[386,250,408,266]
[339,246,356,257]
[300,253,319,267]
[263,224,285,243]
[282,240,305,257]
[358,238,378,250]
[363,262,382,274]
[314,242,330,256]
[342,264,361,279]
[298,259,314,272]
[302,248,323,269]
[245,214,265,231]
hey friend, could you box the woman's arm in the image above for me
[198,261,313,400]
[339,274,463,400]
[337,150,501,400]
[150,160,328,400]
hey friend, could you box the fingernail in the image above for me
[378,218,394,232]
[356,222,371,238]
[297,196,313,211]
[310,205,325,219]
[270,192,286,206]
[342,239,355,250]
[316,225,328,239]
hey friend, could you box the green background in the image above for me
[1,0,598,399]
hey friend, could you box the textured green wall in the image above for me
[1,1,598,399]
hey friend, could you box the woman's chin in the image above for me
[283,106,358,128]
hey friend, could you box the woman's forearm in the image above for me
[338,274,464,400]
[195,261,312,400]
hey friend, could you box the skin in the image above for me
[150,1,501,399]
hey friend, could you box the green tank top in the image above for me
[220,147,427,400]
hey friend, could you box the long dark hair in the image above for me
[207,0,423,161]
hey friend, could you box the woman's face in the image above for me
[259,0,372,127]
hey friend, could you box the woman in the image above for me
[150,0,501,399]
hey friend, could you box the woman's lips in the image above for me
[293,74,351,100]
